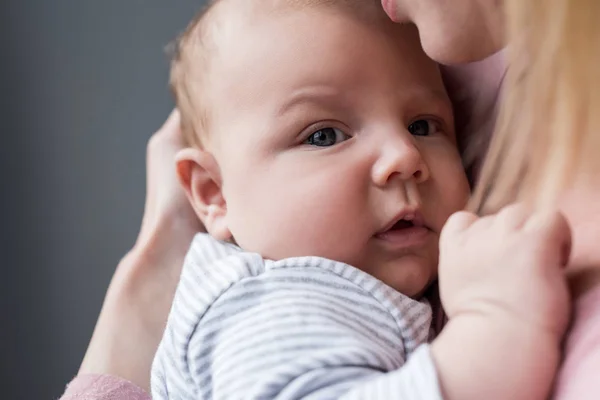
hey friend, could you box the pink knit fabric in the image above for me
[553,285,600,400]
[60,374,150,400]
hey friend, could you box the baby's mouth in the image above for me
[387,219,415,231]
[374,211,431,248]
[377,210,425,234]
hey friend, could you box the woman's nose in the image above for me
[371,137,430,187]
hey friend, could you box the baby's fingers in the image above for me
[440,211,478,244]
[524,210,572,267]
[494,203,530,231]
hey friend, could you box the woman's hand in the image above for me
[78,110,203,391]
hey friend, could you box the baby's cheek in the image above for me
[428,152,470,220]
[279,185,369,260]
[222,178,276,250]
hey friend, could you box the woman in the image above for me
[470,0,600,398]
[62,0,507,398]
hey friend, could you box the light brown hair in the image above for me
[471,0,600,214]
[169,0,385,148]
[168,1,219,148]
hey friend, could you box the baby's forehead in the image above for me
[202,0,406,68]
[212,0,376,15]
[179,0,441,144]
[210,7,442,97]
[205,0,385,38]
[192,0,392,86]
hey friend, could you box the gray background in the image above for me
[1,1,206,398]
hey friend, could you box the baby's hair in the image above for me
[471,0,600,214]
[168,0,220,148]
[169,0,385,148]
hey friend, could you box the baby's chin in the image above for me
[371,256,437,298]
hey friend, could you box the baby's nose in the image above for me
[371,139,429,187]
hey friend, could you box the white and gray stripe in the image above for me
[152,233,443,399]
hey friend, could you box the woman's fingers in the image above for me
[158,108,182,141]
[138,108,203,247]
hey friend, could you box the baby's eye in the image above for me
[304,127,350,147]
[407,119,441,137]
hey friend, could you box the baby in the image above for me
[152,1,570,399]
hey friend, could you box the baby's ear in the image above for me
[176,148,232,241]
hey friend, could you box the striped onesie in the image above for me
[152,233,443,399]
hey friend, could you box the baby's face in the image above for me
[201,6,469,297]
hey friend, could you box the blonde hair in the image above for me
[471,0,600,214]
[169,1,219,148]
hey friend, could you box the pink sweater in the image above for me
[61,285,600,400]
[553,285,600,400]
[61,374,150,400]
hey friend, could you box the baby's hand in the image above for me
[438,204,572,339]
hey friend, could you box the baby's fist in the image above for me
[438,204,572,338]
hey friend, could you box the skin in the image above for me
[381,0,600,293]
[387,0,600,396]
[75,0,507,394]
[74,0,598,397]
[383,0,507,172]
[433,205,570,400]
[380,0,600,294]
[178,6,469,297]
[379,0,600,289]
[177,7,570,399]
[381,0,505,65]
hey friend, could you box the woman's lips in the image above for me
[381,0,398,22]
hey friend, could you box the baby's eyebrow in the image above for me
[400,88,449,104]
[399,88,453,115]
[277,86,343,116]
